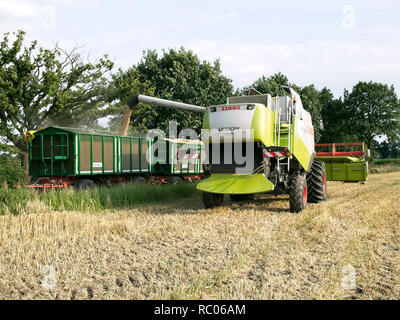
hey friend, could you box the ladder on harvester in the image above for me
[274,96,293,173]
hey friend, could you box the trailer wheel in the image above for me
[202,192,224,208]
[75,179,94,190]
[105,180,113,188]
[168,176,183,185]
[307,161,327,203]
[229,194,255,201]
[289,172,308,213]
[132,176,147,184]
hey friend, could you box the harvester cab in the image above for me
[129,88,324,213]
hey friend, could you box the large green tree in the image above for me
[0,30,113,173]
[319,87,356,143]
[343,81,400,150]
[0,154,25,187]
[250,72,290,97]
[135,48,233,133]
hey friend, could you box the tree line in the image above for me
[1,30,400,175]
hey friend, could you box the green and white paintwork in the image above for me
[197,173,275,194]
[315,156,368,182]
[28,126,204,178]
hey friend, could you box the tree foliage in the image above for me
[319,87,356,143]
[250,72,290,97]
[0,154,25,187]
[0,30,113,171]
[135,48,233,133]
[374,139,400,159]
[343,81,400,150]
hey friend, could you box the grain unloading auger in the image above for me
[129,89,326,212]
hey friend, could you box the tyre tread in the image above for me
[307,160,327,203]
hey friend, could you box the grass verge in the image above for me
[0,183,199,215]
[370,161,400,174]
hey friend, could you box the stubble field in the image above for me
[0,171,399,300]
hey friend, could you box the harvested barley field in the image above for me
[0,171,399,300]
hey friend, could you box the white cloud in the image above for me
[0,0,57,34]
[0,0,37,18]
[187,39,400,97]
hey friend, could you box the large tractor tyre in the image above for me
[168,176,183,185]
[75,179,94,190]
[307,160,327,203]
[289,172,308,213]
[132,176,147,184]
[202,192,224,209]
[229,194,255,202]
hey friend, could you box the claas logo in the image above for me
[222,106,241,111]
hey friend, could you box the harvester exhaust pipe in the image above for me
[119,94,205,136]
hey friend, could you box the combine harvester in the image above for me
[129,87,368,212]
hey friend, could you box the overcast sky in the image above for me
[1,0,399,98]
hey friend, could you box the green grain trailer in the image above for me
[28,126,204,189]
[315,143,369,182]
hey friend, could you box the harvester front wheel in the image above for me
[289,172,308,213]
[202,192,224,208]
[307,161,327,203]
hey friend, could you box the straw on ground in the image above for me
[0,171,399,299]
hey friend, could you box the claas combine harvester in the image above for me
[129,87,369,212]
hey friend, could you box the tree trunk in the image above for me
[366,137,375,162]
[19,150,31,184]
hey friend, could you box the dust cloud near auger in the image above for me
[119,106,133,136]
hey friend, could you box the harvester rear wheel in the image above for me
[229,194,255,201]
[307,161,327,203]
[289,172,308,213]
[202,192,224,208]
